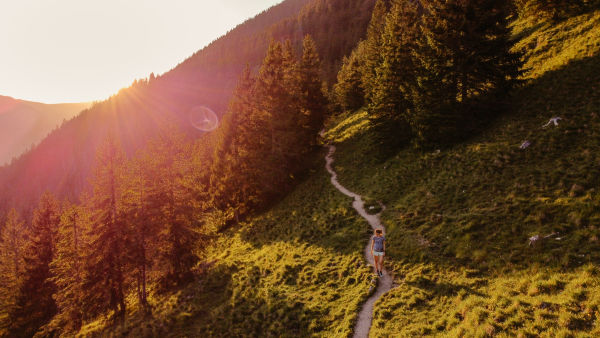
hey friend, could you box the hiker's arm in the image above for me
[383,240,385,255]
[370,238,374,253]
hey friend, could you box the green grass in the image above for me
[77,155,375,337]
[320,8,600,337]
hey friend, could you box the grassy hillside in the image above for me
[77,7,600,338]
[322,8,600,336]
[77,153,376,337]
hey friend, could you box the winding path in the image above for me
[324,145,393,338]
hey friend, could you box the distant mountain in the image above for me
[0,96,90,166]
[0,0,376,215]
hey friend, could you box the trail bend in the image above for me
[324,144,393,338]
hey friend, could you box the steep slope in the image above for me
[0,96,89,165]
[77,152,373,337]
[324,144,394,338]
[70,5,600,338]
[0,0,376,219]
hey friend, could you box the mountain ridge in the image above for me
[0,0,376,218]
[0,95,90,166]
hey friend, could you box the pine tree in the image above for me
[368,0,419,148]
[0,209,24,331]
[411,0,521,147]
[298,35,328,148]
[212,39,327,220]
[333,41,366,112]
[83,136,128,323]
[47,203,89,334]
[121,154,155,311]
[281,39,307,167]
[148,130,198,288]
[361,0,390,104]
[210,65,263,220]
[254,40,296,195]
[9,192,60,337]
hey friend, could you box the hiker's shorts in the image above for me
[373,251,384,256]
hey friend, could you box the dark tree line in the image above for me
[211,36,327,223]
[334,0,523,149]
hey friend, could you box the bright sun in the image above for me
[0,0,283,104]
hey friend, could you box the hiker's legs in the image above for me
[374,255,381,272]
[372,255,378,273]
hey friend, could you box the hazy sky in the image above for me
[0,0,283,103]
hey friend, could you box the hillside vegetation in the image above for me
[75,151,374,337]
[2,1,600,337]
[323,7,600,336]
[0,0,376,221]
[77,6,600,337]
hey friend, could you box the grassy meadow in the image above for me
[322,8,600,336]
[78,153,376,337]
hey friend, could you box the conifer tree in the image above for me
[298,35,328,147]
[211,65,262,220]
[48,203,88,334]
[281,39,307,166]
[333,41,366,111]
[121,154,155,310]
[83,137,128,322]
[0,208,24,331]
[254,40,295,194]
[282,40,299,90]
[411,0,521,147]
[361,0,389,104]
[213,39,328,218]
[148,130,198,287]
[368,0,419,147]
[9,192,60,337]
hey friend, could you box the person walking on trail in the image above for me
[371,229,385,277]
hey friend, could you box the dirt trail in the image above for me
[324,145,393,338]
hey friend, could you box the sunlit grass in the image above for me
[323,109,370,143]
[322,7,600,336]
[78,158,375,337]
[513,9,600,80]
[368,263,600,336]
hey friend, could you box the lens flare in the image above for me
[189,106,219,132]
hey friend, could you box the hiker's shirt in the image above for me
[372,236,385,252]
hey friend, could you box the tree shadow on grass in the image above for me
[182,262,327,337]
[385,53,600,274]
[116,263,319,337]
[236,161,370,257]
[404,276,488,299]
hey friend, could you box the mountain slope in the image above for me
[0,0,376,218]
[76,6,600,337]
[0,96,89,166]
[321,8,600,336]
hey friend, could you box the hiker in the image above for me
[371,229,385,277]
